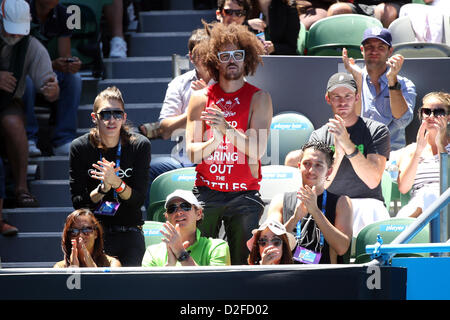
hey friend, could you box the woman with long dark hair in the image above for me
[69,86,151,266]
[247,219,295,265]
[54,209,121,268]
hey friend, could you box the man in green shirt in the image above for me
[142,189,230,267]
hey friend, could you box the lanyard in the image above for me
[296,189,327,248]
[99,141,121,199]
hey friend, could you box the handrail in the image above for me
[366,242,450,255]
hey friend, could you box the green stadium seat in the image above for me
[354,217,430,263]
[265,112,314,166]
[306,14,383,58]
[142,221,165,248]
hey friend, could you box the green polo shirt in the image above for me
[141,229,231,267]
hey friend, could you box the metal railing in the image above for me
[366,152,450,265]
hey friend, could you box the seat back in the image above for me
[297,21,308,55]
[265,112,314,166]
[306,14,383,58]
[260,165,302,204]
[142,221,165,248]
[354,217,430,263]
[147,167,196,221]
[172,54,192,78]
[389,15,450,57]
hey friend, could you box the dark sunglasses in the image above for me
[222,9,246,17]
[421,107,447,117]
[69,227,95,237]
[257,237,282,247]
[166,202,192,214]
[97,109,124,121]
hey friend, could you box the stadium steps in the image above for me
[0,9,215,268]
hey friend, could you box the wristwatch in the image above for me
[177,250,191,262]
[388,82,401,90]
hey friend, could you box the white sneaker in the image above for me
[53,142,71,156]
[28,140,41,157]
[109,36,127,58]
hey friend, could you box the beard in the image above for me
[223,63,244,81]
[0,33,22,46]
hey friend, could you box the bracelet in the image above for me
[345,147,359,159]
[115,181,126,193]
[97,184,108,195]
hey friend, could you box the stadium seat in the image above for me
[147,167,196,221]
[305,14,383,58]
[260,165,302,204]
[389,15,450,57]
[354,217,430,263]
[297,21,308,55]
[172,54,192,78]
[265,112,314,166]
[142,221,165,248]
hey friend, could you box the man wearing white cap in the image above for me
[308,72,391,236]
[142,189,231,267]
[0,0,59,207]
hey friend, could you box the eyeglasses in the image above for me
[257,237,283,248]
[97,109,125,121]
[421,107,447,118]
[167,202,192,214]
[222,9,246,17]
[68,227,96,237]
[217,50,245,63]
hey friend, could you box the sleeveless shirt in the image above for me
[195,82,262,192]
[282,190,343,264]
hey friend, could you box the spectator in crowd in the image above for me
[186,22,272,264]
[0,0,59,207]
[69,86,151,266]
[216,0,251,26]
[396,92,449,218]
[295,1,337,30]
[246,218,295,265]
[308,72,391,236]
[24,0,82,156]
[327,0,411,28]
[342,27,416,151]
[54,208,122,268]
[105,0,127,58]
[246,0,300,55]
[268,141,353,264]
[142,189,231,267]
[0,156,18,236]
[139,30,212,200]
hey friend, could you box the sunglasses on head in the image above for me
[421,107,447,118]
[257,237,283,248]
[222,8,246,17]
[69,226,95,237]
[166,201,193,214]
[97,109,124,121]
[217,49,245,63]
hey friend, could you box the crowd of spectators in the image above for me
[1,0,448,272]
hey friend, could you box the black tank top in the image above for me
[282,191,343,264]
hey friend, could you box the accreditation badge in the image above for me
[94,201,120,216]
[293,246,322,264]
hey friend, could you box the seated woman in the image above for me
[54,209,121,268]
[247,219,296,265]
[396,91,450,218]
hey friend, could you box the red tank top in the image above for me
[195,82,262,192]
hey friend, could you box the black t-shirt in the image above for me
[309,117,390,202]
[69,133,151,227]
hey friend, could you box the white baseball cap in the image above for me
[164,189,202,209]
[246,218,296,251]
[1,0,31,35]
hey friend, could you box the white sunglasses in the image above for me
[217,50,245,63]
